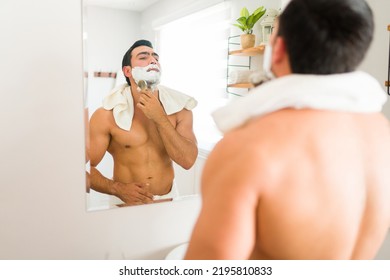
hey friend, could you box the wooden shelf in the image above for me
[229,45,265,56]
[226,38,264,94]
[386,81,389,87]
[388,24,390,31]
[228,83,255,89]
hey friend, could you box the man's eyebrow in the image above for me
[136,51,159,58]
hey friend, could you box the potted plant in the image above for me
[233,6,267,49]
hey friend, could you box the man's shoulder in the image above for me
[209,126,275,176]
[91,107,113,116]
[213,110,304,172]
[244,108,327,137]
[167,107,193,125]
[90,107,115,125]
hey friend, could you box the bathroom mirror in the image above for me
[83,0,230,211]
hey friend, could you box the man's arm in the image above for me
[88,108,116,194]
[89,108,153,205]
[137,90,198,169]
[155,109,197,169]
[184,130,261,259]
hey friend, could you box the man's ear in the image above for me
[123,65,132,79]
[272,37,287,64]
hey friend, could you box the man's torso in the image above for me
[106,106,178,195]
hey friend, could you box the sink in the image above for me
[165,243,189,260]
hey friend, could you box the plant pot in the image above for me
[240,34,255,49]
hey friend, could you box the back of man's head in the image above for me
[278,0,373,74]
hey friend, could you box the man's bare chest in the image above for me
[108,113,176,150]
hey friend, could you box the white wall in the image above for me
[0,0,201,260]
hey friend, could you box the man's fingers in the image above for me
[140,89,153,98]
[138,193,154,203]
[128,192,153,204]
[138,94,154,108]
[138,96,147,104]
[135,182,154,200]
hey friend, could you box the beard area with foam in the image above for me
[132,64,161,91]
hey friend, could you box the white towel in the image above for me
[114,69,127,87]
[103,83,197,131]
[228,70,255,84]
[213,71,387,134]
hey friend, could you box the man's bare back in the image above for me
[186,109,390,259]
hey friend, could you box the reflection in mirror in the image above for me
[83,0,231,211]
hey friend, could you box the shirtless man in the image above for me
[89,40,198,205]
[185,0,390,259]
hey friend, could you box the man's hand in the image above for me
[114,182,154,205]
[137,89,167,122]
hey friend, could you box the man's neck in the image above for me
[130,83,140,101]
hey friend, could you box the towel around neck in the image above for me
[212,71,387,134]
[102,83,197,131]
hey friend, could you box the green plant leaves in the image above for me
[252,6,266,25]
[236,16,247,26]
[234,6,266,34]
[232,24,246,33]
[253,6,266,17]
[240,7,250,18]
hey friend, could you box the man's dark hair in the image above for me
[278,0,374,74]
[122,39,153,85]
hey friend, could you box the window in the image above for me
[156,2,231,101]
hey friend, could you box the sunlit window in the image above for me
[156,2,231,101]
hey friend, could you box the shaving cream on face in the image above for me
[132,64,161,89]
